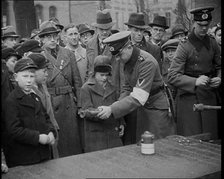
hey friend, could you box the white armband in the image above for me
[130,87,149,106]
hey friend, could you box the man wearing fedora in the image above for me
[168,7,221,140]
[86,9,123,96]
[149,15,169,47]
[125,12,162,71]
[39,21,83,157]
[170,24,188,40]
[2,26,20,48]
[77,23,95,49]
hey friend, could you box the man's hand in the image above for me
[209,77,221,88]
[97,106,112,119]
[39,134,50,145]
[119,125,125,137]
[195,75,210,86]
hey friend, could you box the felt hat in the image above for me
[49,17,64,30]
[149,16,169,29]
[92,9,115,30]
[77,24,95,36]
[125,13,149,29]
[2,26,20,39]
[170,24,188,39]
[161,38,179,51]
[28,53,48,69]
[38,21,61,38]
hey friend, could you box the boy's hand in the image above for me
[39,134,50,145]
[1,163,8,173]
[48,132,56,145]
[119,125,125,137]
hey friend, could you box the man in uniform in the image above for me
[97,31,175,141]
[168,7,221,139]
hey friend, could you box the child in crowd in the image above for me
[28,53,60,159]
[80,55,124,152]
[4,57,56,168]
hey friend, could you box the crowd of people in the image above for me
[1,6,221,173]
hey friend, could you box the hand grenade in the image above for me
[141,131,155,155]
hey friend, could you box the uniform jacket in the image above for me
[110,47,174,140]
[42,45,82,157]
[135,37,162,71]
[80,77,123,152]
[4,86,56,167]
[168,30,221,139]
[86,35,124,95]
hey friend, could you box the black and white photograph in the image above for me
[1,0,221,178]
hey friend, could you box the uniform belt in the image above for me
[48,85,73,95]
[150,85,164,96]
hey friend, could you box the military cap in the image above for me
[2,26,20,39]
[2,47,22,60]
[77,23,95,36]
[190,6,214,21]
[49,17,64,30]
[170,24,188,39]
[38,21,61,38]
[103,31,131,56]
[94,55,112,73]
[125,13,149,29]
[16,39,43,56]
[14,57,38,73]
[161,38,179,51]
[28,53,48,69]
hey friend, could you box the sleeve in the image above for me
[167,42,197,93]
[111,59,157,119]
[212,39,221,78]
[5,98,40,146]
[70,52,83,107]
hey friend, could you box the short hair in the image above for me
[63,23,78,33]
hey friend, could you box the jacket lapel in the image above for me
[16,87,35,109]
[104,82,116,98]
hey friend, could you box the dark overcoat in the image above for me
[111,47,175,141]
[42,45,83,157]
[168,31,221,139]
[80,77,123,152]
[4,86,56,167]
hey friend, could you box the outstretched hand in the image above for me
[97,106,112,119]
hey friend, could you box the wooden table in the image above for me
[2,135,221,179]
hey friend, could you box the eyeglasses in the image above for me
[152,27,165,33]
[80,32,92,38]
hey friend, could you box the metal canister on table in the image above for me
[141,131,155,155]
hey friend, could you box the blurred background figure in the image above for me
[30,29,41,43]
[213,23,221,51]
[77,23,95,49]
[170,24,188,40]
[143,28,151,43]
[2,26,20,48]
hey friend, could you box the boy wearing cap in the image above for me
[80,55,124,152]
[28,53,60,159]
[4,58,56,167]
[98,31,175,141]
[168,7,221,139]
[39,20,82,157]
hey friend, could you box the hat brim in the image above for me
[31,47,44,53]
[124,23,149,29]
[38,29,61,37]
[170,31,188,39]
[149,23,169,29]
[92,22,115,30]
[80,29,95,35]
[55,24,64,30]
[2,35,20,39]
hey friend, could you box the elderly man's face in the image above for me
[65,27,80,47]
[151,26,165,42]
[41,33,59,49]
[128,26,144,43]
[3,37,18,48]
[194,21,211,37]
[96,27,112,41]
